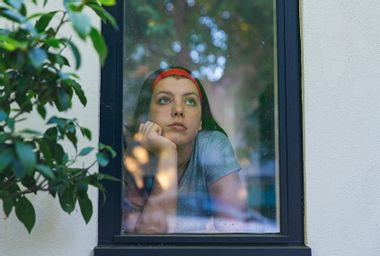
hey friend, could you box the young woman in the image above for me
[123,67,247,233]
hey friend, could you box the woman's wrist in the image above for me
[158,146,177,158]
[155,147,178,190]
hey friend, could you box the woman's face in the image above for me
[149,76,202,147]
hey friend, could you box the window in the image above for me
[123,0,279,234]
[95,0,311,255]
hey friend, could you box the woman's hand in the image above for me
[127,121,178,233]
[135,121,177,155]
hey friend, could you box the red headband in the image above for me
[152,68,202,99]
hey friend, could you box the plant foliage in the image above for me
[0,0,117,233]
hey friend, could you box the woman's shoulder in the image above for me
[197,130,228,141]
[195,130,240,184]
[196,130,230,150]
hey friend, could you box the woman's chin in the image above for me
[163,133,193,148]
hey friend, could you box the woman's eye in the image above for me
[158,97,171,105]
[185,98,196,106]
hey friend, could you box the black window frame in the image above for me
[95,0,311,255]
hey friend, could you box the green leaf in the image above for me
[90,179,106,193]
[24,21,38,36]
[98,173,120,182]
[38,140,52,164]
[66,131,77,149]
[15,197,36,233]
[10,51,26,68]
[109,148,116,158]
[99,143,116,158]
[68,12,91,40]
[0,35,28,51]
[68,72,80,79]
[6,118,15,131]
[78,194,92,224]
[89,179,107,206]
[12,159,25,178]
[66,121,76,133]
[65,2,84,12]
[8,183,21,194]
[58,186,76,214]
[44,126,58,141]
[19,3,26,16]
[87,3,118,29]
[0,133,10,143]
[0,109,7,121]
[54,54,70,67]
[3,196,14,217]
[21,175,36,189]
[35,11,58,33]
[99,0,116,6]
[5,0,23,10]
[77,183,88,197]
[79,147,94,156]
[0,28,10,36]
[96,152,109,167]
[58,71,70,80]
[45,38,61,48]
[62,153,69,164]
[37,104,46,119]
[0,149,13,173]
[68,41,81,69]
[15,141,36,176]
[66,79,87,106]
[89,27,107,65]
[0,8,25,23]
[47,116,65,129]
[53,144,65,164]
[56,87,72,111]
[28,48,47,68]
[36,164,55,179]
[26,12,45,21]
[80,127,92,140]
[19,129,43,136]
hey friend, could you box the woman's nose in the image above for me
[172,102,184,117]
[174,111,184,117]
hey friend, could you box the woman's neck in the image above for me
[176,142,194,173]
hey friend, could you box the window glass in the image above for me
[122,0,279,234]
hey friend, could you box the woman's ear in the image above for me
[198,121,202,131]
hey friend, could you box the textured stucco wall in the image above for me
[302,0,380,255]
[0,2,100,256]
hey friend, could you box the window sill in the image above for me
[94,245,311,256]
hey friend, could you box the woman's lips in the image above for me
[168,122,187,131]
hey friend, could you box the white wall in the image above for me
[302,0,380,255]
[0,3,100,256]
[2,1,380,256]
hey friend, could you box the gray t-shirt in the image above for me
[175,130,241,231]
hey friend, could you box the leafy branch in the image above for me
[0,0,118,233]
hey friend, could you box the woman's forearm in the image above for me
[209,172,248,232]
[135,149,178,233]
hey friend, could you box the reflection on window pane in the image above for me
[122,0,279,233]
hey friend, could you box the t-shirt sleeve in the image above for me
[200,131,241,185]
